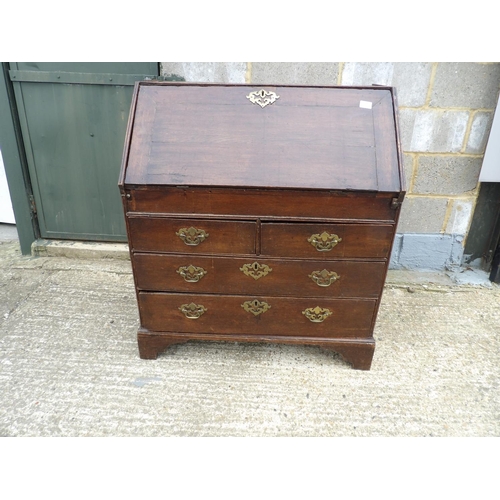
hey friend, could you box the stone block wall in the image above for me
[160,62,500,270]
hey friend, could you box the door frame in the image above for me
[0,62,38,253]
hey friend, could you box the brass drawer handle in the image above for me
[302,306,332,323]
[309,269,340,287]
[179,303,207,319]
[307,231,342,251]
[177,265,207,283]
[176,227,209,246]
[240,262,272,280]
[241,299,271,316]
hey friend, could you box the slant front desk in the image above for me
[119,83,405,370]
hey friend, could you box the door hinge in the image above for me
[28,194,37,215]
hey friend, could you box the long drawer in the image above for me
[125,187,398,222]
[132,253,387,298]
[138,292,377,338]
[261,222,394,259]
[127,217,256,255]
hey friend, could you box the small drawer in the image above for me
[260,222,394,260]
[139,292,377,338]
[132,253,387,298]
[127,217,256,255]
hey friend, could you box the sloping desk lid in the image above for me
[123,83,402,193]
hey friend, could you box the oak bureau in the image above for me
[119,82,405,370]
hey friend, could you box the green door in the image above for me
[8,62,158,241]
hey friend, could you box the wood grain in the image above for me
[123,84,401,192]
[136,329,375,370]
[138,292,377,338]
[120,83,405,370]
[132,253,387,298]
[125,187,398,222]
[261,222,394,259]
[128,217,256,255]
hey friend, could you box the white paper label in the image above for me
[359,100,372,109]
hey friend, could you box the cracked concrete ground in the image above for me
[0,233,499,437]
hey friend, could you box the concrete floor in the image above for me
[0,229,499,437]
[0,223,18,242]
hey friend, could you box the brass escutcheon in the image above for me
[309,269,340,287]
[179,303,207,319]
[246,89,280,108]
[241,299,271,316]
[307,231,342,252]
[177,265,207,283]
[302,306,332,323]
[240,262,273,280]
[176,227,209,246]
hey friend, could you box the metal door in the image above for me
[8,62,158,241]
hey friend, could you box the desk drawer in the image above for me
[139,292,376,338]
[126,187,398,222]
[132,253,386,298]
[128,217,256,255]
[261,222,393,259]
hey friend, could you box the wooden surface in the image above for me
[132,253,387,298]
[120,83,405,370]
[136,330,376,370]
[260,222,394,259]
[128,217,256,254]
[126,188,397,222]
[123,83,401,193]
[138,292,376,337]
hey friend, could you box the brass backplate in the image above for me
[246,89,280,108]
[302,306,332,323]
[177,265,207,283]
[240,262,272,280]
[241,299,271,316]
[179,302,207,319]
[309,269,340,287]
[176,227,209,246]
[307,232,342,251]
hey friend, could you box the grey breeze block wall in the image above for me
[160,62,500,270]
